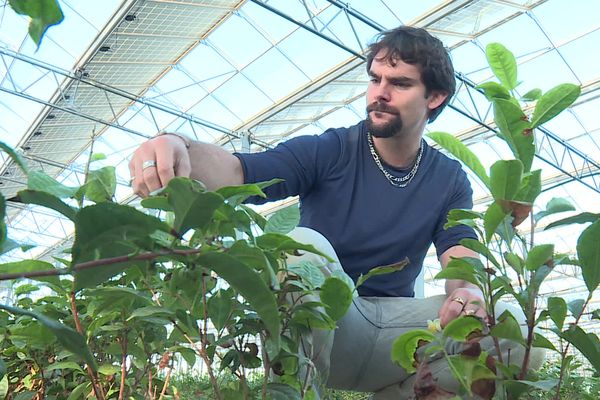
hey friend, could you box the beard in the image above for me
[365,102,403,138]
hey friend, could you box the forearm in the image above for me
[187,141,244,190]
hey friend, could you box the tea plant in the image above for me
[392,43,599,399]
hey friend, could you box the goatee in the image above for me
[366,102,403,138]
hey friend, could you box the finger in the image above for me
[439,298,464,327]
[130,146,154,198]
[174,150,191,178]
[154,140,177,187]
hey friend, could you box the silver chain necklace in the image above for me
[367,132,424,188]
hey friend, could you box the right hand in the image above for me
[129,134,191,198]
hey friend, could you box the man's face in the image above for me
[366,51,446,139]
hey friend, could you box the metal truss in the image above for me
[249,0,600,194]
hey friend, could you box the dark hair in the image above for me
[366,26,455,122]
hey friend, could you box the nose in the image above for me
[373,82,391,103]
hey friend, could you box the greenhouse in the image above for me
[0,0,598,398]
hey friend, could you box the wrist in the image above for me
[158,132,191,149]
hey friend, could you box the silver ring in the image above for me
[142,160,157,170]
[129,177,135,185]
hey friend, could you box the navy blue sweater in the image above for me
[235,121,476,297]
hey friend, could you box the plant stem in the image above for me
[158,367,172,400]
[69,292,105,400]
[118,333,128,400]
[261,333,270,400]
[518,303,536,380]
[200,270,223,400]
[0,248,202,281]
[553,291,593,399]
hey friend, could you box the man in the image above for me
[130,27,538,399]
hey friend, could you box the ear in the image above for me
[427,91,448,111]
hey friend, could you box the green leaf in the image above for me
[525,244,554,271]
[72,203,171,291]
[490,310,525,346]
[13,189,77,221]
[287,261,325,290]
[0,359,5,380]
[67,381,91,400]
[46,361,84,373]
[84,166,116,203]
[197,252,280,354]
[163,177,224,235]
[28,170,78,198]
[460,238,500,268]
[0,260,60,285]
[493,99,534,172]
[484,202,508,243]
[391,329,437,373]
[264,204,300,234]
[216,179,281,206]
[427,131,490,188]
[568,299,585,319]
[447,355,496,393]
[545,212,600,230]
[356,258,409,288]
[535,197,575,223]
[476,81,511,101]
[228,240,277,287]
[266,383,302,400]
[505,379,558,393]
[0,376,7,399]
[207,289,233,331]
[0,304,97,371]
[490,159,523,201]
[560,325,600,373]
[443,316,485,341]
[8,0,64,46]
[126,306,175,321]
[435,258,482,288]
[256,233,331,260]
[90,153,106,162]
[98,364,120,375]
[577,220,600,292]
[547,296,567,331]
[532,332,557,352]
[320,277,353,321]
[521,88,542,101]
[504,252,524,276]
[514,169,541,204]
[14,283,39,296]
[445,209,483,231]
[531,83,581,128]
[239,204,267,231]
[486,43,518,90]
[0,140,28,173]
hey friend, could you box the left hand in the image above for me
[439,287,486,327]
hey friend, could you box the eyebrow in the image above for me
[368,71,419,85]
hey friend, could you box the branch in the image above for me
[69,292,105,400]
[0,248,202,281]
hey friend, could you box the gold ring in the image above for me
[452,296,465,306]
[464,309,476,316]
[142,160,157,170]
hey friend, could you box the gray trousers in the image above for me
[286,227,545,399]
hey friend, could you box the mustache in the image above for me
[366,102,398,114]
